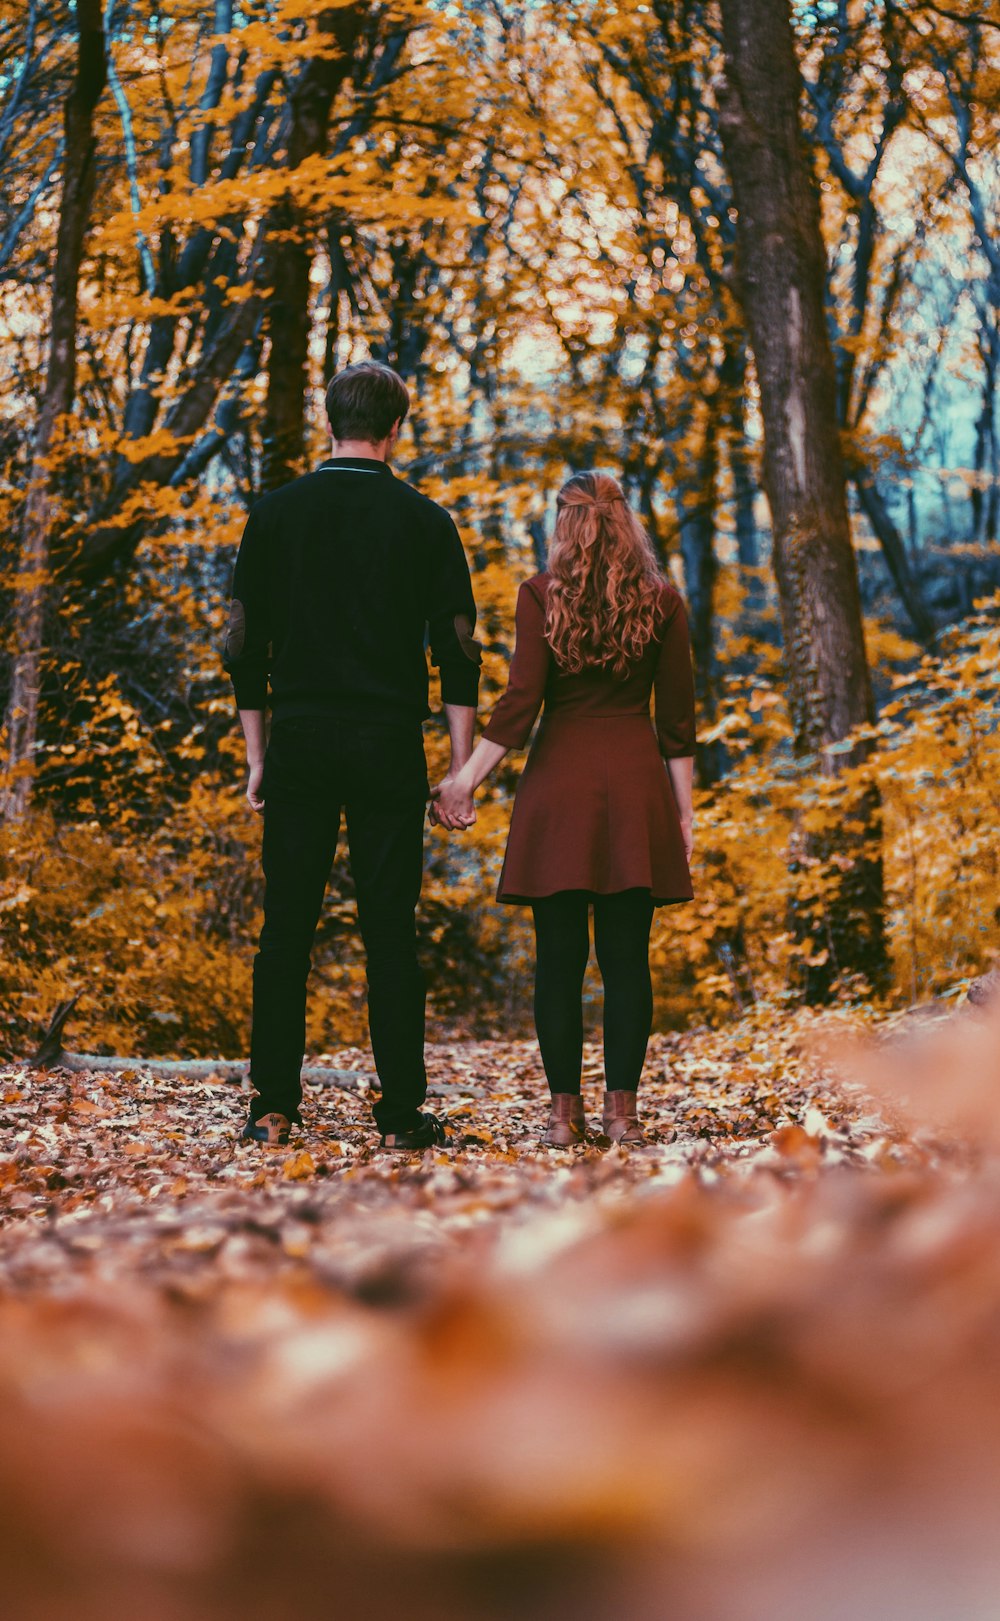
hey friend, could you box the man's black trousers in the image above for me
[249,714,430,1134]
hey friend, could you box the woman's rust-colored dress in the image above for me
[481,572,697,907]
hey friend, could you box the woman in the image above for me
[436,471,696,1147]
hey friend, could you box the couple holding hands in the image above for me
[224,361,695,1151]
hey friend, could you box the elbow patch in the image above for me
[224,599,246,661]
[454,612,483,665]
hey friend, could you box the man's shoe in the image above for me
[240,1111,293,1146]
[541,1093,586,1147]
[379,1112,448,1151]
[602,1090,645,1145]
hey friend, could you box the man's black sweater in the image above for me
[223,456,481,722]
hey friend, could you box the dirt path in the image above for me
[0,1021,918,1293]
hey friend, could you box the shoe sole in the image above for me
[377,1139,448,1152]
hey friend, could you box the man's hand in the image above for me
[247,759,265,814]
[432,775,476,831]
[239,711,267,815]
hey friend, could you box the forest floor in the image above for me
[3,1008,1000,1621]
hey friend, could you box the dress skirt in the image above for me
[496,714,693,907]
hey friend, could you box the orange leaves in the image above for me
[769,1122,823,1167]
[0,1014,998,1619]
[282,1150,318,1181]
[114,428,185,465]
[97,149,477,262]
[663,601,1000,1014]
[0,1018,922,1248]
[69,1097,108,1117]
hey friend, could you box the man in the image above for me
[223,360,481,1150]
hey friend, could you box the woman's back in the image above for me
[482,571,694,761]
[529,571,679,718]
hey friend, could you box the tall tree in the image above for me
[260,5,365,492]
[716,0,889,995]
[911,8,1000,546]
[3,0,107,820]
[805,3,934,641]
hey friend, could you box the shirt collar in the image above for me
[316,456,393,475]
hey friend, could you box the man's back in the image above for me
[224,454,480,722]
[231,359,478,1152]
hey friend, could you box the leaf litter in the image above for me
[1,1007,999,1620]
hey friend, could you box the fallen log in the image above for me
[50,1053,369,1091]
[28,1000,372,1091]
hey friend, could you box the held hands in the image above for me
[431,773,476,831]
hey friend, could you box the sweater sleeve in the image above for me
[223,506,270,711]
[654,591,697,759]
[481,581,551,750]
[425,511,482,708]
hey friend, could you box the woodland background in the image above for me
[5,7,1000,1619]
[1,0,999,1057]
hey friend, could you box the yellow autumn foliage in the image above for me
[2,580,998,1060]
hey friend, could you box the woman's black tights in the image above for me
[531,889,655,1096]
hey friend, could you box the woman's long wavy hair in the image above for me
[544,471,665,675]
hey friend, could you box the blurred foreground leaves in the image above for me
[2,1013,999,1620]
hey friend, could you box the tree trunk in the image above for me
[261,6,365,491]
[67,269,269,581]
[719,342,768,628]
[718,342,759,565]
[971,314,999,545]
[730,424,759,573]
[851,466,936,642]
[3,0,106,821]
[115,66,279,477]
[69,4,360,584]
[717,0,889,997]
[323,223,351,384]
[988,417,1000,546]
[675,404,724,786]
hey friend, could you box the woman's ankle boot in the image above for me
[541,1092,586,1147]
[602,1090,645,1144]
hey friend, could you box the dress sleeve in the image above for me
[481,581,552,750]
[654,592,697,759]
[223,505,271,711]
[425,512,482,708]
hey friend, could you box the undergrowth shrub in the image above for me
[3,602,998,1059]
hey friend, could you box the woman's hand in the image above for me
[680,814,694,863]
[432,774,476,831]
[666,758,694,862]
[431,737,509,830]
